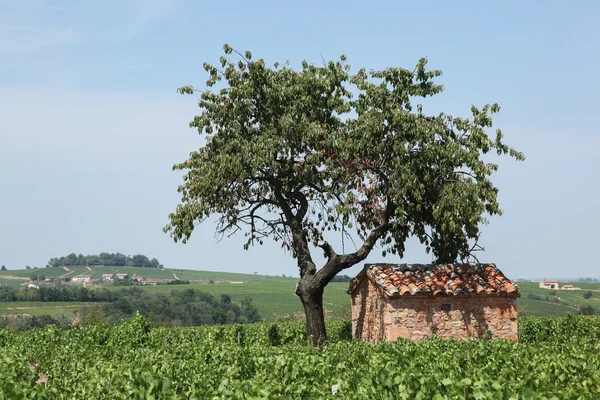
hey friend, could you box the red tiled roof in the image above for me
[349,263,519,298]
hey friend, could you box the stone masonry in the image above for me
[349,263,520,342]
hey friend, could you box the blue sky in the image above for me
[1,0,598,279]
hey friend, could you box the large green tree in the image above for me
[166,45,523,345]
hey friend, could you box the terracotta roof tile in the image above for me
[349,263,520,298]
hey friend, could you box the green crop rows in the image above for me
[1,315,600,399]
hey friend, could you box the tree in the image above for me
[65,253,78,266]
[0,265,6,271]
[166,45,524,345]
[48,258,60,268]
[580,305,597,315]
[584,291,593,299]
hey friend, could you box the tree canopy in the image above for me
[47,253,164,268]
[166,45,523,344]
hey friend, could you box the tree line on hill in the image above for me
[330,275,352,283]
[92,289,261,326]
[47,253,163,268]
[0,284,153,303]
[0,286,261,330]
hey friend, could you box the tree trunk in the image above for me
[298,285,326,346]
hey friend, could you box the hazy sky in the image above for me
[1,0,599,279]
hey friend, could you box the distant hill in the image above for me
[513,281,600,317]
[0,265,296,286]
[2,269,600,320]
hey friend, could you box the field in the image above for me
[0,302,92,317]
[516,298,576,317]
[105,281,351,320]
[0,265,293,283]
[2,315,600,398]
[3,267,600,320]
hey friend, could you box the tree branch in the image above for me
[319,242,337,263]
[292,190,309,221]
[314,198,396,285]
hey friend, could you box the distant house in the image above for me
[561,284,581,291]
[539,280,559,290]
[102,274,114,282]
[349,263,520,342]
[27,284,40,289]
[132,276,144,283]
[72,275,92,283]
[144,279,158,286]
[44,277,54,283]
[115,273,129,280]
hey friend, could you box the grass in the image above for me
[0,302,94,318]
[0,278,26,288]
[105,281,350,320]
[2,265,600,320]
[516,298,575,317]
[0,265,293,283]
[515,282,600,308]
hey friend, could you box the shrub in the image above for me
[580,305,597,315]
[584,291,593,299]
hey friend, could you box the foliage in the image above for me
[0,314,72,331]
[166,279,190,285]
[47,252,163,268]
[165,44,524,343]
[519,314,600,343]
[578,277,599,283]
[584,291,593,299]
[167,44,523,262]
[113,278,134,286]
[98,288,262,326]
[1,316,600,398]
[0,265,6,271]
[0,287,261,329]
[0,284,114,303]
[580,305,598,316]
[329,275,352,283]
[525,293,578,310]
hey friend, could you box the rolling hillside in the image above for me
[2,266,600,320]
[0,265,294,287]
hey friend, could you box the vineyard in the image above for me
[1,315,600,399]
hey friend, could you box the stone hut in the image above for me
[348,263,520,342]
